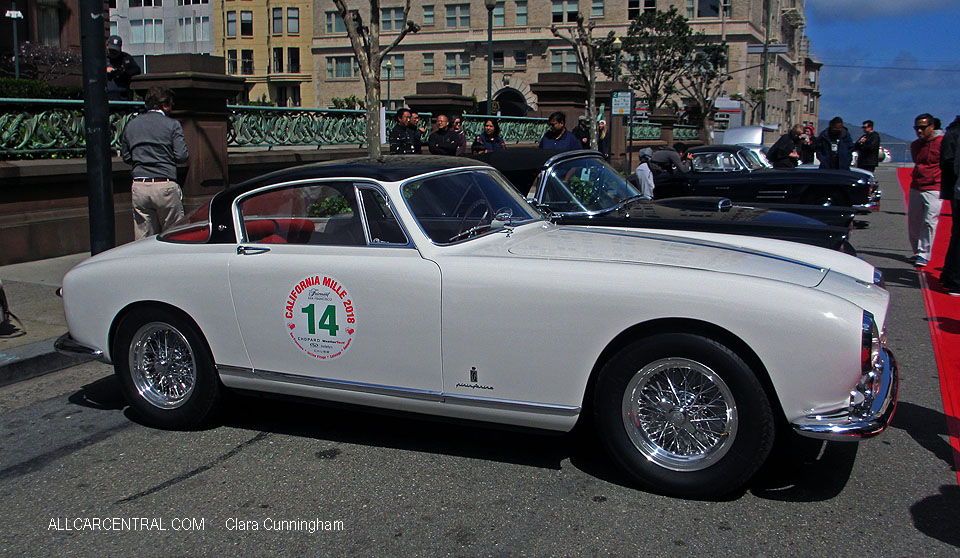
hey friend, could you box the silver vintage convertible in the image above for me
[56,156,898,498]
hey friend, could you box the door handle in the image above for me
[237,245,271,255]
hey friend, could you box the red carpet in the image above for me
[897,167,960,483]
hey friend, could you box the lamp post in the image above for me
[612,37,622,83]
[5,1,23,79]
[484,0,496,114]
[385,59,392,109]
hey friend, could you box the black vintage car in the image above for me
[651,144,881,213]
[475,149,856,252]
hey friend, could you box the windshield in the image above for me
[540,157,642,213]
[740,148,772,170]
[402,168,542,244]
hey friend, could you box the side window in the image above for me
[238,183,365,246]
[359,188,408,245]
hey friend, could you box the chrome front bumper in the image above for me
[854,187,882,213]
[791,348,898,440]
[54,333,106,360]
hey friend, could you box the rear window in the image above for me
[159,202,211,243]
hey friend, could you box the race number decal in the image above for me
[284,275,357,360]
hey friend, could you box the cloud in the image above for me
[807,0,953,21]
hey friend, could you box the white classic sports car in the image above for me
[56,156,898,498]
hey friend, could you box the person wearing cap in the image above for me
[121,86,189,239]
[106,35,142,101]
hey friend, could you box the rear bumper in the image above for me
[791,348,898,440]
[54,333,106,361]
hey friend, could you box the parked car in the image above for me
[654,144,882,212]
[477,148,856,252]
[56,156,898,499]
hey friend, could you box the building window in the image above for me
[288,48,300,72]
[645,0,657,12]
[551,0,577,23]
[226,11,237,37]
[129,0,161,7]
[110,21,119,36]
[287,8,299,34]
[423,52,434,74]
[130,19,164,44]
[628,0,640,18]
[514,50,526,67]
[327,56,359,79]
[178,16,210,42]
[382,7,404,31]
[109,0,116,7]
[697,0,730,17]
[423,5,434,25]
[686,0,694,18]
[446,4,470,28]
[272,47,283,73]
[226,50,237,74]
[278,85,301,107]
[240,11,253,37]
[515,0,527,25]
[241,50,254,74]
[272,7,283,34]
[382,54,404,78]
[445,52,469,76]
[493,2,505,26]
[325,11,344,33]
[550,50,577,72]
[591,0,604,18]
[177,0,209,4]
[493,51,504,68]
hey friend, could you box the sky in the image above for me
[804,0,960,151]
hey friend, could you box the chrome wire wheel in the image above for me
[621,357,738,472]
[128,322,197,409]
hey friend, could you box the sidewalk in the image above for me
[0,252,94,387]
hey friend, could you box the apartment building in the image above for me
[109,0,216,73]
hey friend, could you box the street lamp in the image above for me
[385,59,392,109]
[484,0,496,114]
[612,37,622,83]
[5,1,23,79]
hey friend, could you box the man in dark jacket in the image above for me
[538,111,583,151]
[121,86,189,239]
[767,125,804,168]
[388,108,422,154]
[853,120,881,173]
[939,115,960,293]
[428,114,459,155]
[815,116,854,170]
[106,35,142,101]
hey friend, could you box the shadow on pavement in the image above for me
[749,433,858,502]
[67,375,125,411]
[889,401,959,472]
[910,485,960,548]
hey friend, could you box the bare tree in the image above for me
[16,42,81,82]
[551,16,614,151]
[332,0,420,158]
[677,41,731,144]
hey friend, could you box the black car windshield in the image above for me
[541,157,642,213]
[403,168,542,244]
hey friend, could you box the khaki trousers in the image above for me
[132,180,184,240]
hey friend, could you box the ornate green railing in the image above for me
[629,121,662,141]
[1,99,691,158]
[0,98,142,157]
[674,125,700,141]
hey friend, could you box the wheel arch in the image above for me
[108,301,212,364]
[581,318,786,424]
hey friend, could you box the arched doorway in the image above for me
[494,89,530,117]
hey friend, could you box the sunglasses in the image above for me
[914,124,931,131]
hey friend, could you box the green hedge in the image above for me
[0,78,84,100]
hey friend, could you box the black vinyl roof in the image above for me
[689,144,746,154]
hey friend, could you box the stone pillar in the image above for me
[648,107,678,147]
[405,82,475,127]
[131,54,245,213]
[597,80,628,170]
[529,73,587,122]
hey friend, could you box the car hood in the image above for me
[500,225,875,288]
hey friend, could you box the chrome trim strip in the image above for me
[54,333,104,358]
[216,365,581,416]
[792,348,898,441]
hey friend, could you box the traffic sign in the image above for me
[611,90,633,116]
